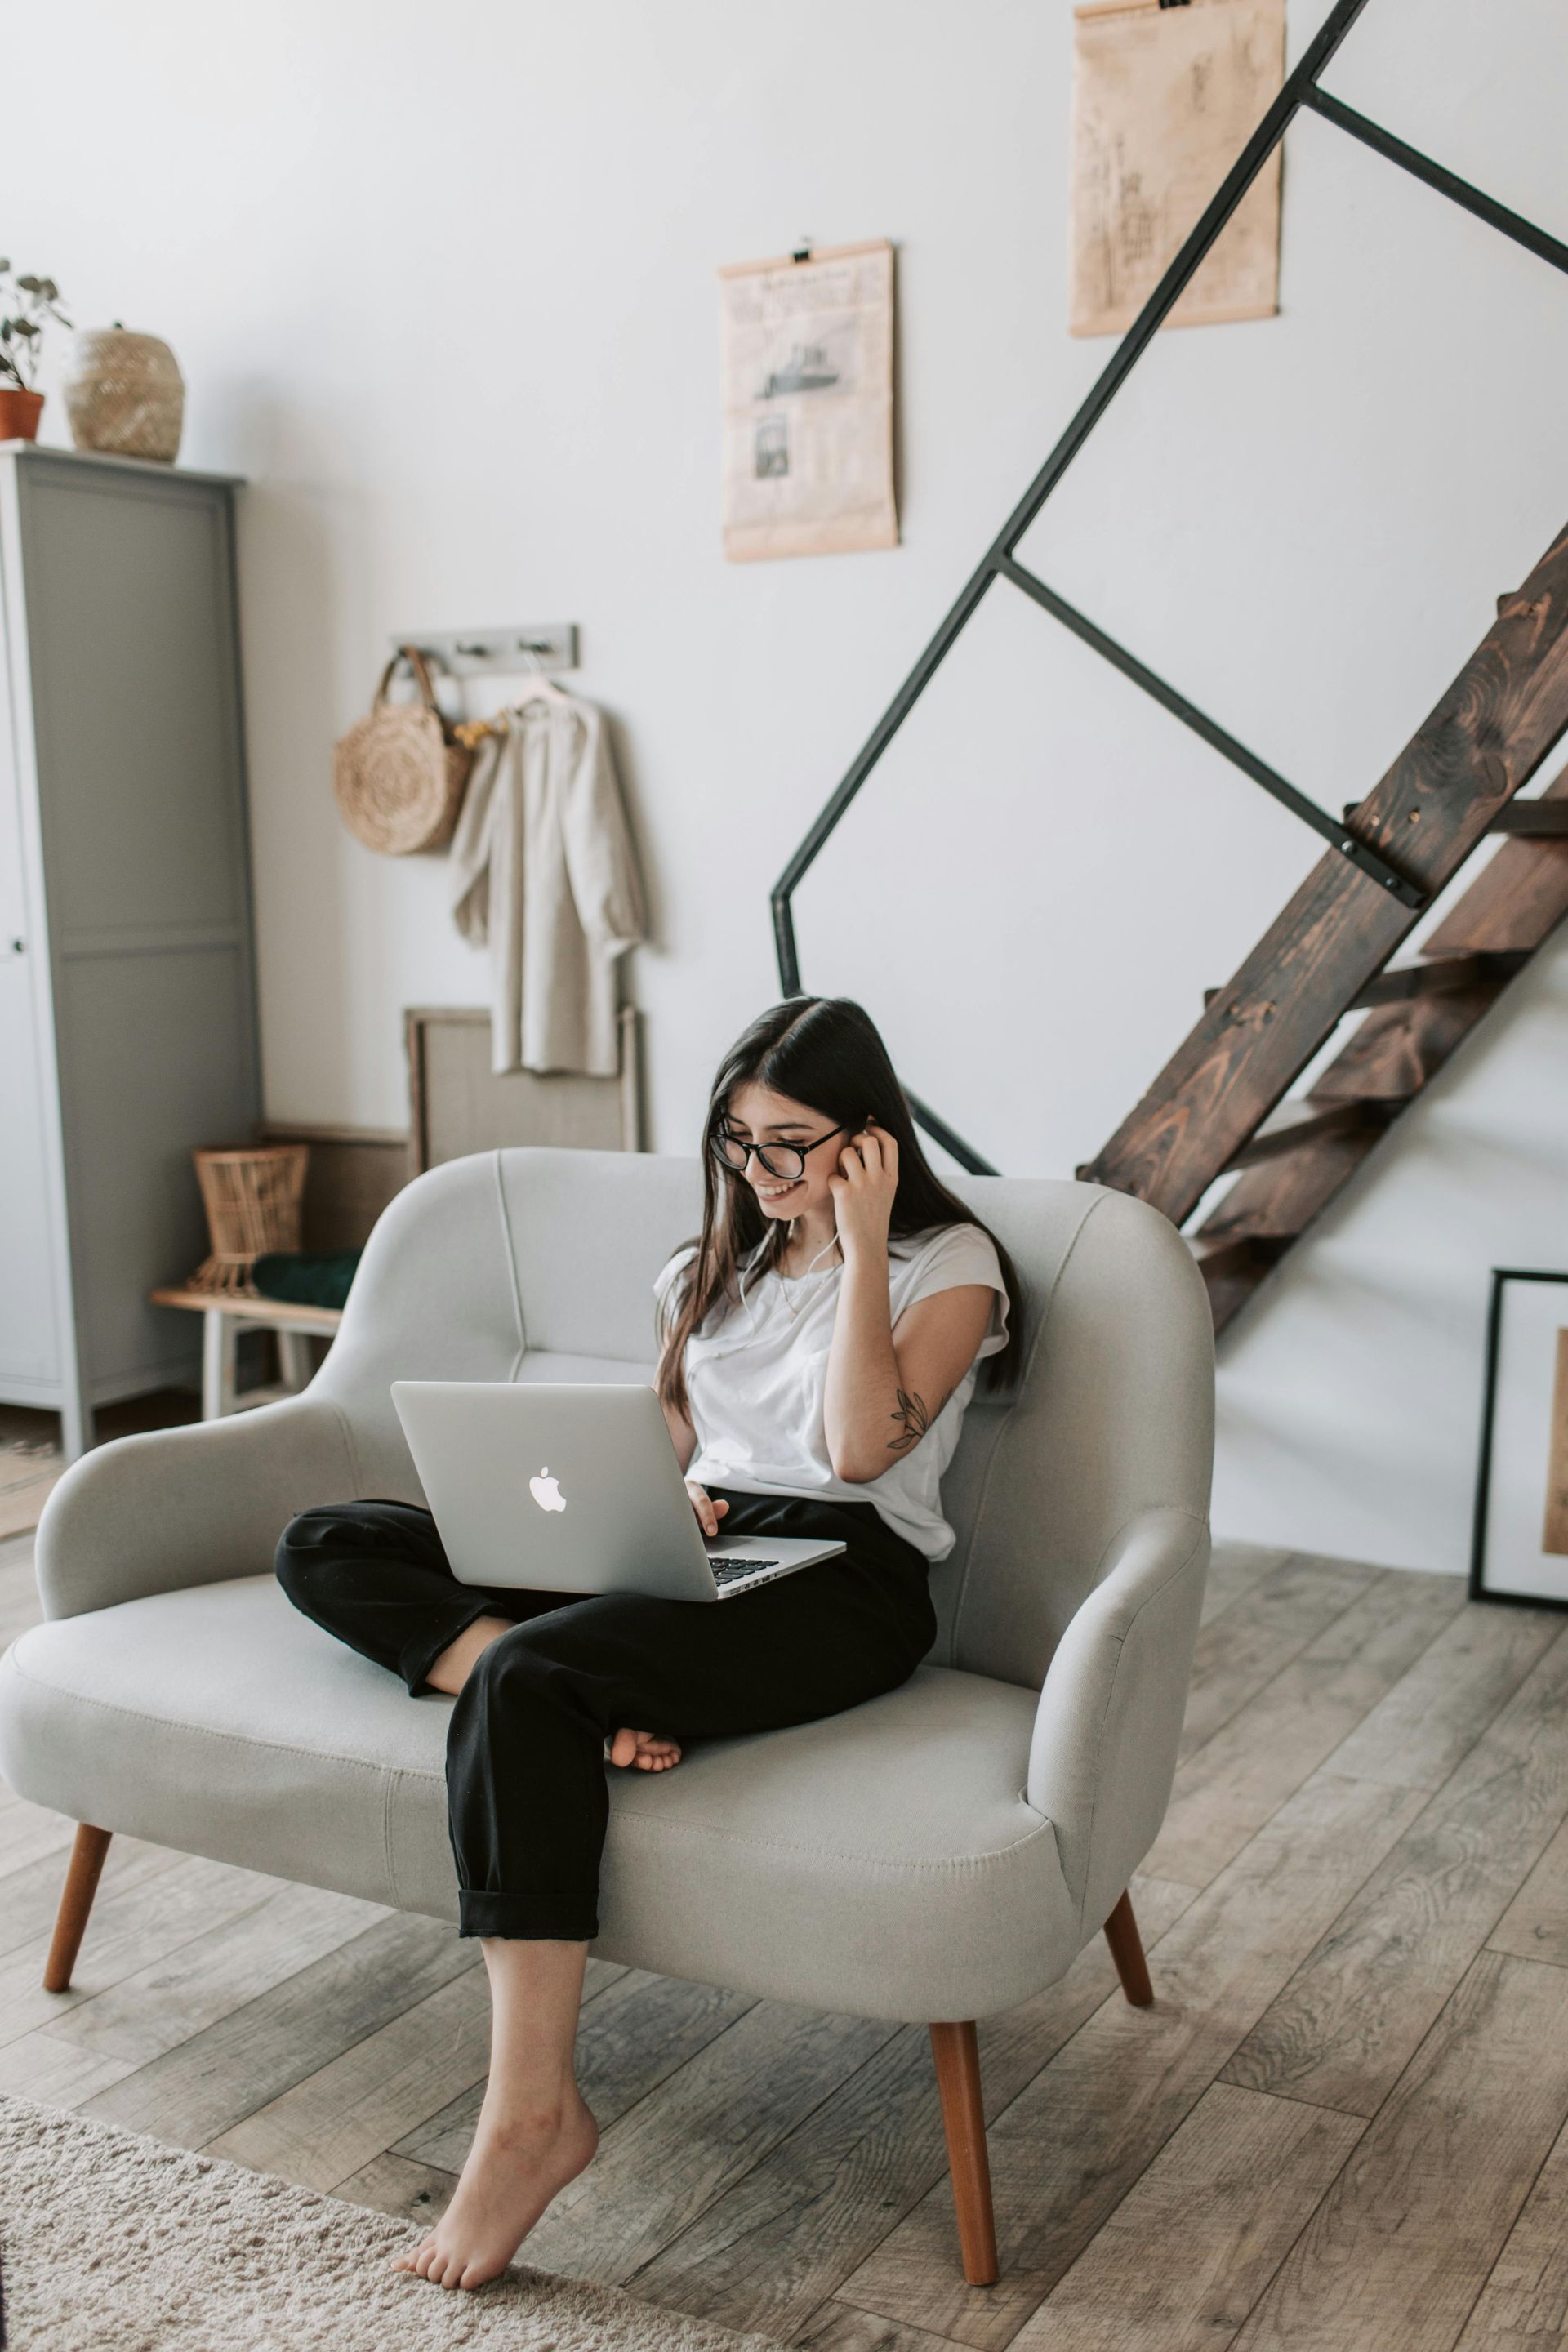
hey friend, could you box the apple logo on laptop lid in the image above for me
[529,1467,567,1514]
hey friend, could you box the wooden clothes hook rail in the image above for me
[386,622,579,681]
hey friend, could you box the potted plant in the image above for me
[0,264,71,443]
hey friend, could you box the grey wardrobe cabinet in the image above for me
[0,443,261,1459]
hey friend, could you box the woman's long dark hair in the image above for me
[656,996,1024,1416]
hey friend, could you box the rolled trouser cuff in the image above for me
[458,1889,599,1941]
[399,1600,509,1696]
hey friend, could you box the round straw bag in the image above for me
[187,1143,310,1295]
[332,647,472,854]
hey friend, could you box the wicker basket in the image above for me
[61,328,185,465]
[187,1144,310,1295]
[332,647,472,855]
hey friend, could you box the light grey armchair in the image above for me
[0,1148,1214,2283]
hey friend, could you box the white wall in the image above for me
[8,0,1568,1572]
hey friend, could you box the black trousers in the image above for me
[274,1488,936,1940]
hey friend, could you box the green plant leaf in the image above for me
[15,275,40,293]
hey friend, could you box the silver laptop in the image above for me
[390,1381,845,1602]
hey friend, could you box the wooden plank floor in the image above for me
[4,1526,1568,2352]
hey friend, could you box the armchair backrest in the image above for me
[314,1149,1214,1691]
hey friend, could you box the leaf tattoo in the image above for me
[886,1384,956,1455]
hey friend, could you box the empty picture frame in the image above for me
[405,1005,643,1174]
[1471,1267,1568,1610]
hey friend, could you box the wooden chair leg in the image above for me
[1103,1886,1154,2007]
[43,1824,112,1993]
[929,2021,999,2287]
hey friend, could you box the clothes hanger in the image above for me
[452,647,574,749]
[506,644,573,715]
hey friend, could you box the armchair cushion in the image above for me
[0,1575,1074,2022]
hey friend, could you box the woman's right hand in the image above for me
[685,1482,729,1539]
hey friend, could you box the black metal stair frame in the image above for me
[768,0,1568,1177]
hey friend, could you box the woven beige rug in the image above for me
[0,2095,784,2351]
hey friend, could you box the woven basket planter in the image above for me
[188,1144,309,1296]
[61,330,185,465]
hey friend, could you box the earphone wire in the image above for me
[736,1219,840,1328]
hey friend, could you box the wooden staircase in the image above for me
[1080,519,1568,1330]
[768,0,1568,1302]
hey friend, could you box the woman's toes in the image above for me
[610,1727,681,1771]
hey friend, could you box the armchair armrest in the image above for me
[34,1396,360,1622]
[1027,1506,1209,1941]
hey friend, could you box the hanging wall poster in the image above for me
[1472,1269,1568,1610]
[1070,0,1286,337]
[718,240,897,563]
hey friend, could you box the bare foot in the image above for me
[390,2093,599,2291]
[606,1726,682,1771]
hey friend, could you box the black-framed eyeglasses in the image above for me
[710,1124,851,1181]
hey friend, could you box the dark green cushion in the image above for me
[251,1249,362,1312]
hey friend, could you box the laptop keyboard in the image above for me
[708,1556,781,1585]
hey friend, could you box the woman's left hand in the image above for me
[829,1123,898,1263]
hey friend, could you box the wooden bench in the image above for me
[149,1289,344,1422]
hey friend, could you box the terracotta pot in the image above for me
[61,329,184,464]
[0,388,45,443]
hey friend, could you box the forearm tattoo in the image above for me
[887,1387,950,1455]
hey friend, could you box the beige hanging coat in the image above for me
[448,695,645,1076]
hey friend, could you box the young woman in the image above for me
[274,995,1021,2292]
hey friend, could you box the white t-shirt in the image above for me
[653,1223,1009,1561]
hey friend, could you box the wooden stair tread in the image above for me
[1188,1233,1293,1327]
[1189,1234,1291,1274]
[1346,799,1568,838]
[1203,950,1530,1017]
[1219,1100,1388,1174]
[1347,949,1528,1010]
[1308,982,1506,1102]
[1197,1116,1390,1252]
[1489,800,1568,834]
[1424,765,1568,954]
